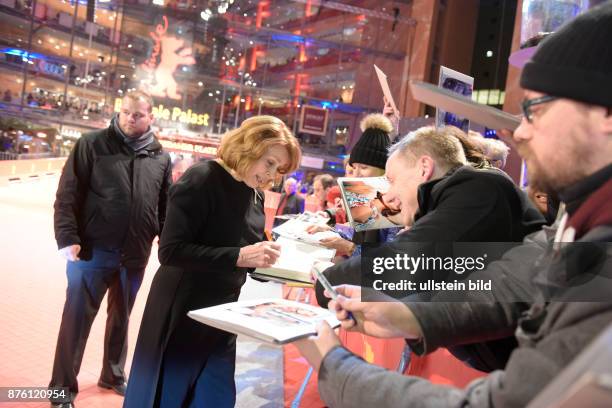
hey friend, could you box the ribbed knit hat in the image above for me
[349,113,393,170]
[520,2,612,107]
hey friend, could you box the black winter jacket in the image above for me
[316,166,545,305]
[54,126,172,267]
[316,165,546,371]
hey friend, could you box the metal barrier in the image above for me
[0,152,18,161]
[0,152,57,161]
[0,157,67,185]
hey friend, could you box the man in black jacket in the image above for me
[50,90,172,407]
[314,125,545,371]
[273,177,305,227]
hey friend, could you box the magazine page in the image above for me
[188,298,340,344]
[254,236,335,283]
[337,177,401,232]
[272,218,339,245]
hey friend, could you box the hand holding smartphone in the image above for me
[312,262,357,324]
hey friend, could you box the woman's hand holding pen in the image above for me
[237,241,281,268]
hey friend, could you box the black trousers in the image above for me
[49,248,146,398]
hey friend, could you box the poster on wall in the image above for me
[436,66,474,132]
[135,15,197,100]
[299,105,329,136]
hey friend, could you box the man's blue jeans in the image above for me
[49,248,146,397]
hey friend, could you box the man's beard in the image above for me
[519,145,587,195]
[524,158,557,195]
[515,141,559,195]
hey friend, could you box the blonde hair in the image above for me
[482,138,510,168]
[218,115,301,180]
[124,90,154,112]
[356,165,385,177]
[389,126,467,175]
[343,157,354,176]
[444,126,490,169]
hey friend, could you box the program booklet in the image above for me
[436,66,474,132]
[253,235,336,284]
[188,298,340,344]
[374,64,399,115]
[337,176,401,232]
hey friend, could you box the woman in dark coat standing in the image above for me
[124,115,301,408]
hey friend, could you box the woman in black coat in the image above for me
[124,116,301,408]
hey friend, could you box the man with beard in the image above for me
[295,3,612,407]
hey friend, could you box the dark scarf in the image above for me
[559,164,612,239]
[112,115,155,152]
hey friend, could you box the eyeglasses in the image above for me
[521,95,558,123]
[376,191,400,217]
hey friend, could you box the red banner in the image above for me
[299,105,329,136]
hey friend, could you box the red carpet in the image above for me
[0,176,484,408]
[0,177,154,407]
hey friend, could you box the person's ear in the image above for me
[419,156,435,181]
[601,107,612,134]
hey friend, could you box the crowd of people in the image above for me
[2,89,111,118]
[46,3,611,408]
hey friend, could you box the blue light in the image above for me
[484,128,497,138]
[1,48,45,60]
[308,100,367,114]
[271,34,305,44]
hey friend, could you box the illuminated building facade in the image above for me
[6,0,563,179]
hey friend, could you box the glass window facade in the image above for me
[0,0,415,165]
